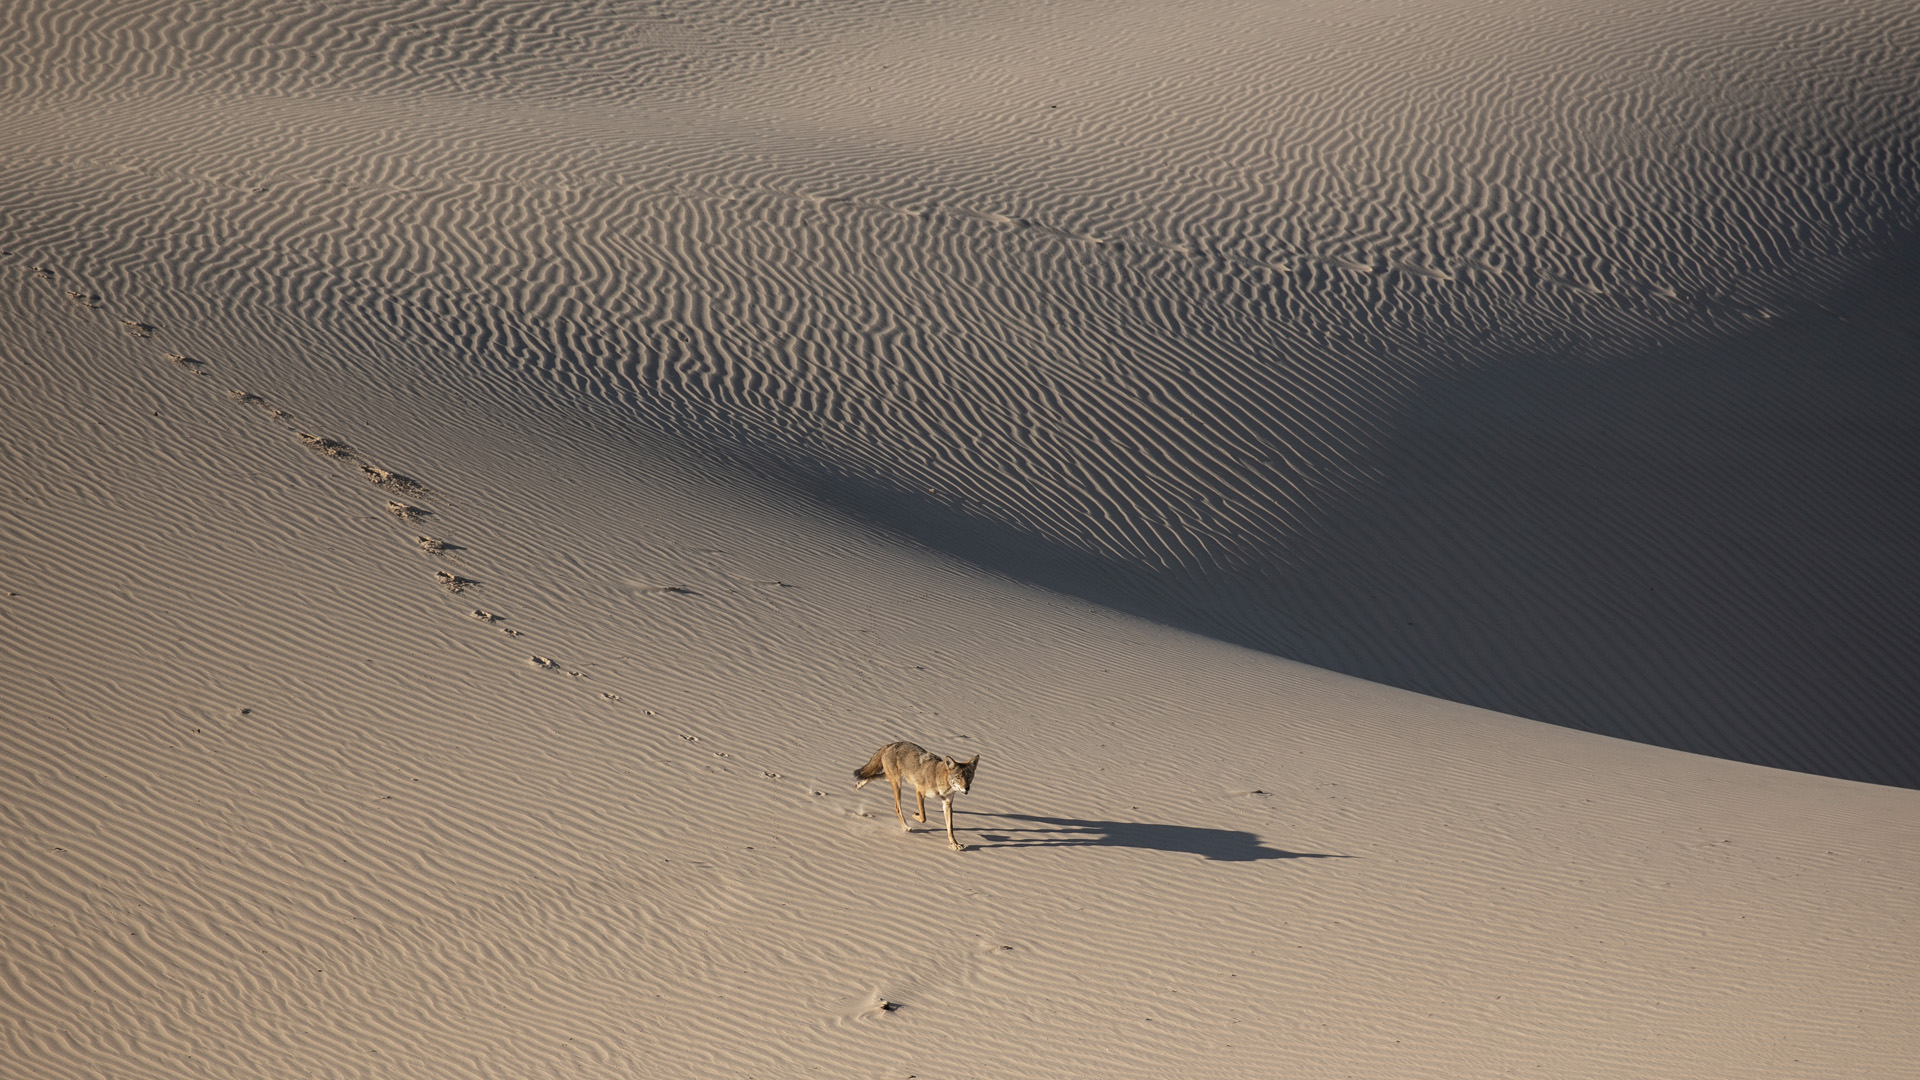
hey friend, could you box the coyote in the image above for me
[854,741,981,850]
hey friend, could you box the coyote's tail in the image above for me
[853,748,887,787]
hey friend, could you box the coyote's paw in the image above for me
[949,841,966,852]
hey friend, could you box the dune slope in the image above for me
[3,268,1917,1078]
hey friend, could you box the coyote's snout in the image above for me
[854,741,981,850]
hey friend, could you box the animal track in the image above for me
[361,466,430,496]
[782,188,1787,328]
[28,265,54,279]
[88,293,559,700]
[299,433,352,458]
[35,286,642,724]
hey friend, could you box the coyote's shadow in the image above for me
[975,813,1345,862]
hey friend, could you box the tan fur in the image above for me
[853,741,981,850]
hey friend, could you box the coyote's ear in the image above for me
[965,755,980,766]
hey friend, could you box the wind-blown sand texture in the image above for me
[3,1,1918,1078]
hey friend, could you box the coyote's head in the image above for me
[945,754,981,794]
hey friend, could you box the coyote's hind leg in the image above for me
[888,775,912,831]
[914,787,928,823]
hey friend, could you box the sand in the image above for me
[3,1,1918,1077]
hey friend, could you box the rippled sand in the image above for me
[4,2,1918,1077]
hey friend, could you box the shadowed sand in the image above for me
[975,813,1349,862]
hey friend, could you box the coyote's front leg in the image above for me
[914,787,928,823]
[943,798,963,850]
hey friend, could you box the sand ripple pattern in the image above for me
[3,2,1918,788]
[5,5,1920,1077]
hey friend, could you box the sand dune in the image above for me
[5,0,1917,781]
[4,1,1919,1077]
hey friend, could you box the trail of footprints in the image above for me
[8,249,618,684]
[11,248,837,795]
[11,246,984,838]
[744,186,1790,321]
